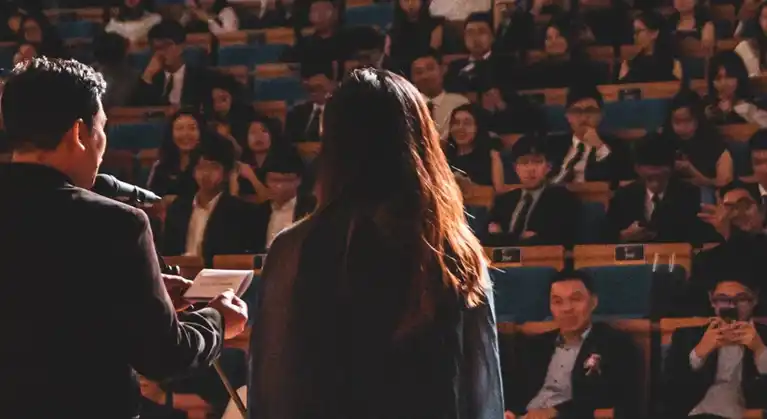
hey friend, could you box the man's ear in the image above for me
[62,119,86,152]
[590,294,599,311]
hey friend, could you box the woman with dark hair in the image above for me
[619,10,682,83]
[17,14,65,58]
[384,0,443,76]
[705,51,767,127]
[183,0,239,35]
[232,116,295,198]
[668,0,715,48]
[147,110,206,197]
[249,68,503,419]
[662,89,733,188]
[104,0,161,42]
[735,1,767,77]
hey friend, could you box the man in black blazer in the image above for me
[546,85,634,186]
[606,133,707,243]
[284,62,335,143]
[486,135,580,247]
[0,58,246,418]
[253,155,317,252]
[132,20,210,109]
[445,12,515,94]
[504,270,643,419]
[664,275,767,419]
[163,136,258,265]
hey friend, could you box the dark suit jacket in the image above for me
[249,199,504,419]
[664,323,767,417]
[132,66,210,109]
[485,185,580,247]
[545,133,634,186]
[162,193,258,265]
[0,163,224,419]
[253,194,316,252]
[444,53,516,94]
[505,322,643,418]
[606,178,706,243]
[284,102,320,143]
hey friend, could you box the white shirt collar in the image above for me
[165,63,186,79]
[646,188,665,201]
[193,192,222,211]
[427,90,447,105]
[759,183,767,197]
[469,51,492,62]
[271,196,297,212]
[312,103,325,112]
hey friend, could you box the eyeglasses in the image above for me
[566,107,601,116]
[722,198,756,212]
[711,294,754,306]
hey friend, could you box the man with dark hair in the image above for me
[606,133,709,243]
[504,269,642,419]
[665,275,767,418]
[486,135,579,246]
[410,50,469,140]
[546,85,634,186]
[284,61,335,143]
[748,129,767,216]
[133,19,210,107]
[163,134,259,265]
[253,151,316,251]
[0,57,247,418]
[93,31,139,108]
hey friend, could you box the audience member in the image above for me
[17,13,64,58]
[445,12,511,93]
[486,135,579,246]
[504,270,642,419]
[734,1,767,78]
[668,0,715,48]
[429,0,490,21]
[384,0,443,75]
[253,154,316,251]
[705,51,767,127]
[662,90,733,189]
[11,41,36,66]
[147,110,205,197]
[492,0,534,60]
[479,83,546,135]
[93,32,139,109]
[205,73,256,143]
[750,129,767,217]
[665,275,767,418]
[283,0,343,71]
[606,133,709,243]
[619,10,682,83]
[547,85,633,185]
[233,116,287,198]
[162,135,258,265]
[409,50,469,139]
[182,0,239,35]
[104,0,162,43]
[284,62,334,143]
[133,20,211,108]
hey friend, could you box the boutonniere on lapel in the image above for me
[584,353,602,376]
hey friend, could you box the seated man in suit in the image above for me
[284,62,335,143]
[664,274,767,419]
[444,12,514,94]
[606,133,707,243]
[748,129,767,228]
[486,135,580,247]
[163,136,257,265]
[410,50,470,140]
[133,19,209,108]
[505,270,643,419]
[546,85,634,186]
[254,154,317,251]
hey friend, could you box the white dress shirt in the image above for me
[164,65,186,106]
[105,13,162,42]
[265,197,297,249]
[426,90,470,140]
[184,193,222,257]
[644,189,665,222]
[734,40,761,78]
[208,7,239,35]
[429,0,491,21]
[553,136,611,184]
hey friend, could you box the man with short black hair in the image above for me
[504,270,642,419]
[410,50,470,140]
[284,62,335,143]
[0,57,247,419]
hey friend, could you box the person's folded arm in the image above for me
[113,207,224,381]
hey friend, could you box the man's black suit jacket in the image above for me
[253,194,317,252]
[545,132,635,186]
[284,102,320,143]
[664,323,767,417]
[485,185,580,246]
[504,322,643,418]
[0,163,224,418]
[606,178,707,243]
[132,66,210,109]
[162,193,258,266]
[444,53,516,94]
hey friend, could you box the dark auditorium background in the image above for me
[2,0,767,418]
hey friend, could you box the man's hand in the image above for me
[520,230,537,239]
[488,222,502,234]
[523,407,557,419]
[698,203,732,240]
[730,321,766,354]
[619,221,655,242]
[504,411,516,419]
[694,319,728,359]
[142,53,164,84]
[163,274,193,312]
[209,290,248,340]
[582,128,604,149]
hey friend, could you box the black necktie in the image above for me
[649,193,662,224]
[305,107,321,141]
[561,142,586,184]
[427,100,436,119]
[511,193,534,240]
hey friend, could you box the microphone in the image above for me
[92,174,162,204]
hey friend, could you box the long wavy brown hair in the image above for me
[314,68,489,332]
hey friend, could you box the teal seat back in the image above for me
[107,121,165,150]
[577,201,606,244]
[491,266,557,323]
[345,3,394,28]
[255,77,306,103]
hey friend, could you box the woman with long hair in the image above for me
[705,51,767,127]
[735,1,767,77]
[249,68,503,419]
[384,0,443,76]
[619,10,682,83]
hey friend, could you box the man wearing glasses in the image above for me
[664,275,767,419]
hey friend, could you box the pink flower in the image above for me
[584,353,602,376]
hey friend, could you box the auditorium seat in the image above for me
[218,44,286,68]
[253,77,305,103]
[56,20,96,39]
[345,3,394,28]
[128,46,208,70]
[577,201,606,244]
[491,266,557,323]
[163,255,205,279]
[107,121,165,151]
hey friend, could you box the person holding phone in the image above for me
[664,275,767,419]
